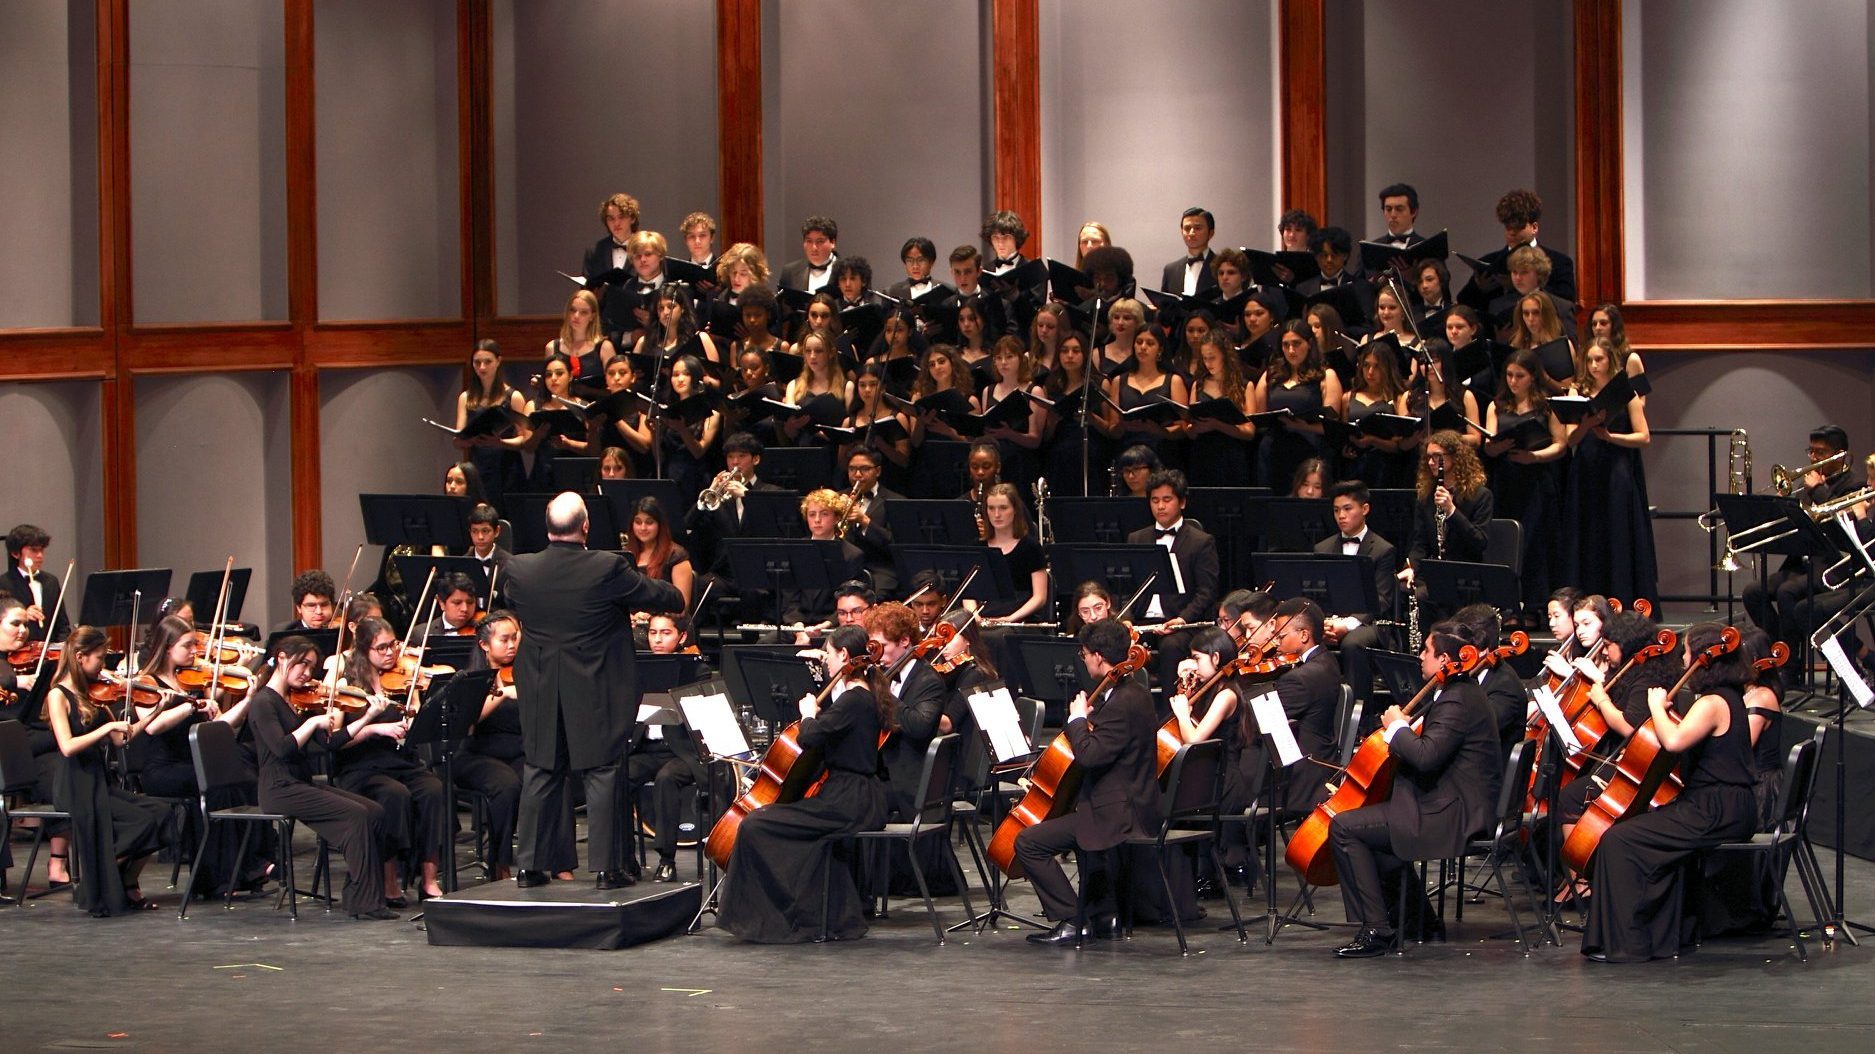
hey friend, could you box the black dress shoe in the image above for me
[1026,920,1085,946]
[383,895,409,909]
[515,870,551,889]
[1335,929,1394,958]
[595,870,636,891]
[1582,950,1612,963]
[351,907,400,921]
[652,860,677,883]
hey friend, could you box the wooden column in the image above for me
[461,0,491,329]
[717,0,763,246]
[1573,0,1623,311]
[990,0,1042,251]
[285,0,323,570]
[97,0,135,567]
[1278,0,1328,223]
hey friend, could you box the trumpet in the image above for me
[837,483,868,534]
[1772,449,1847,497]
[697,467,751,511]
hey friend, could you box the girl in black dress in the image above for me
[1582,622,1759,962]
[45,626,170,915]
[1339,344,1412,488]
[1255,321,1343,490]
[547,289,616,390]
[452,339,529,509]
[1482,348,1568,620]
[1171,627,1255,871]
[1697,627,1791,935]
[456,612,527,881]
[1184,331,1257,488]
[1040,329,1112,496]
[1108,324,1187,466]
[246,635,396,920]
[522,352,597,492]
[842,362,915,494]
[716,624,891,943]
[332,617,450,905]
[598,355,654,478]
[0,594,69,886]
[1562,339,1658,605]
[980,483,1049,625]
[652,354,723,507]
[980,336,1046,499]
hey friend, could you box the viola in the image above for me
[494,665,515,688]
[1155,658,1246,781]
[987,642,1151,877]
[705,644,881,869]
[1560,626,1740,874]
[1286,644,1482,887]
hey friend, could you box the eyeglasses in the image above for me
[369,642,399,654]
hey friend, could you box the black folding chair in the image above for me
[0,720,72,904]
[178,722,329,921]
[1450,740,1545,950]
[1702,727,1825,961]
[846,733,977,943]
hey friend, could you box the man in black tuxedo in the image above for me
[1372,182,1424,247]
[581,192,641,346]
[864,602,947,821]
[679,211,719,277]
[3,524,67,644]
[1125,469,1220,698]
[775,215,840,294]
[1313,481,1399,709]
[940,245,1009,343]
[462,503,512,587]
[1298,227,1376,327]
[841,448,902,594]
[1328,623,1501,956]
[274,568,337,635]
[422,572,481,638]
[982,209,1031,276]
[1160,206,1219,296]
[687,432,787,582]
[1015,619,1163,944]
[626,613,711,882]
[1454,603,1530,759]
[1258,597,1344,817]
[1457,188,1577,310]
[503,492,684,889]
[886,236,950,303]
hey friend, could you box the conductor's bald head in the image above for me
[545,492,590,543]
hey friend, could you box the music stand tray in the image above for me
[405,669,493,749]
[359,493,472,552]
[599,479,692,551]
[391,554,493,609]
[1045,543,1177,612]
[1367,489,1417,552]
[1253,553,1378,617]
[1257,497,1338,552]
[1047,497,1152,544]
[184,568,252,624]
[550,457,601,493]
[507,492,624,552]
[757,446,838,494]
[79,568,174,628]
[894,545,1015,604]
[636,653,709,695]
[739,491,808,539]
[1715,493,1837,561]
[1187,487,1271,586]
[883,500,979,546]
[720,646,822,726]
[1418,558,1520,612]
[1368,649,1424,706]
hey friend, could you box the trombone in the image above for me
[1697,428,1753,535]
[1772,449,1847,497]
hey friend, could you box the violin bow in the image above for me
[1112,573,1160,625]
[29,559,76,686]
[933,565,982,625]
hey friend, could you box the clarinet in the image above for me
[1033,477,1054,547]
[1434,465,1450,559]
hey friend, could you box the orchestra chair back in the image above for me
[846,732,976,944]
[1700,727,1825,962]
[180,721,330,921]
[0,719,74,903]
[1483,519,1523,575]
[1450,739,1543,951]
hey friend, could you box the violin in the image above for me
[1286,644,1484,887]
[706,643,881,869]
[1560,626,1740,875]
[380,652,454,695]
[988,642,1151,877]
[284,682,381,715]
[8,641,59,671]
[494,664,515,688]
[178,659,255,701]
[88,671,201,714]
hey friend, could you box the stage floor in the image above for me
[5,827,1874,1053]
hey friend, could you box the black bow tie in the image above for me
[809,263,830,275]
[993,257,1018,268]
[1341,536,1363,545]
[1187,256,1207,266]
[1386,234,1413,245]
[612,240,628,249]
[1155,526,1179,539]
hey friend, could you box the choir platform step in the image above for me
[424,879,701,950]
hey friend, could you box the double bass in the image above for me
[704,644,880,869]
[1560,626,1740,874]
[1285,643,1483,887]
[986,641,1151,878]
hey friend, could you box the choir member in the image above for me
[983,209,1031,274]
[777,215,839,293]
[452,339,529,507]
[651,354,722,506]
[1340,344,1413,489]
[582,191,642,346]
[548,288,616,388]
[887,236,948,301]
[1108,323,1186,465]
[1561,340,1657,605]
[1373,182,1423,246]
[1185,331,1257,487]
[522,352,595,492]
[1482,348,1568,618]
[1255,321,1343,491]
[1161,206,1218,296]
[5,524,67,644]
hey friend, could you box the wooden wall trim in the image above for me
[284,0,323,570]
[990,0,1042,252]
[1278,0,1327,224]
[463,0,494,332]
[289,368,323,571]
[1573,0,1623,310]
[1623,301,1875,351]
[716,0,763,247]
[98,0,134,566]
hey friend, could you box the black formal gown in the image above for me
[716,687,889,943]
[1562,402,1658,606]
[1697,698,1787,936]
[1116,372,1180,466]
[1342,393,1411,489]
[1583,686,1757,961]
[1259,378,1328,490]
[1488,405,1561,619]
[50,687,169,916]
[1185,392,1253,488]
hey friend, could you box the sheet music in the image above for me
[968,685,1030,762]
[1247,690,1302,767]
[678,692,752,757]
[1821,637,1875,710]
[1531,686,1583,752]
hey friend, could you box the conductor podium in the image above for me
[424,880,702,950]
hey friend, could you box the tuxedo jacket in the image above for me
[2,567,66,643]
[1478,663,1530,757]
[1062,680,1163,851]
[1160,249,1218,295]
[1124,522,1220,624]
[1457,241,1578,310]
[880,659,948,818]
[885,279,954,303]
[583,236,639,340]
[687,478,789,575]
[1297,268,1377,326]
[777,254,837,293]
[501,542,684,771]
[1406,487,1494,565]
[1312,530,1399,620]
[1378,678,1502,860]
[842,485,903,571]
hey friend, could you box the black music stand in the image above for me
[1366,489,1417,551]
[1418,558,1520,613]
[421,635,478,671]
[1367,649,1423,708]
[739,490,808,539]
[720,646,822,732]
[1046,544,1177,619]
[1011,636,1097,727]
[895,546,1013,606]
[757,446,838,494]
[391,554,492,609]
[359,493,472,552]
[883,500,979,546]
[263,628,340,667]
[1254,554,1378,617]
[673,675,747,930]
[506,492,624,552]
[1718,493,1842,693]
[1188,488,1271,588]
[550,456,601,492]
[401,667,491,893]
[598,479,692,550]
[726,539,838,631]
[636,653,710,695]
[1258,497,1337,552]
[184,568,251,625]
[914,440,972,500]
[79,568,174,629]
[1047,497,1152,544]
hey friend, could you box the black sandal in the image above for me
[123,887,160,911]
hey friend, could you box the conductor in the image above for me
[504,492,684,889]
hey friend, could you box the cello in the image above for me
[1560,626,1740,874]
[1285,643,1482,887]
[704,643,880,869]
[986,640,1151,878]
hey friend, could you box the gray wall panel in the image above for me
[314,0,460,321]
[1040,0,1277,264]
[318,366,463,580]
[0,381,104,579]
[0,0,98,328]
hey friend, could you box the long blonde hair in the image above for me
[560,289,604,349]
